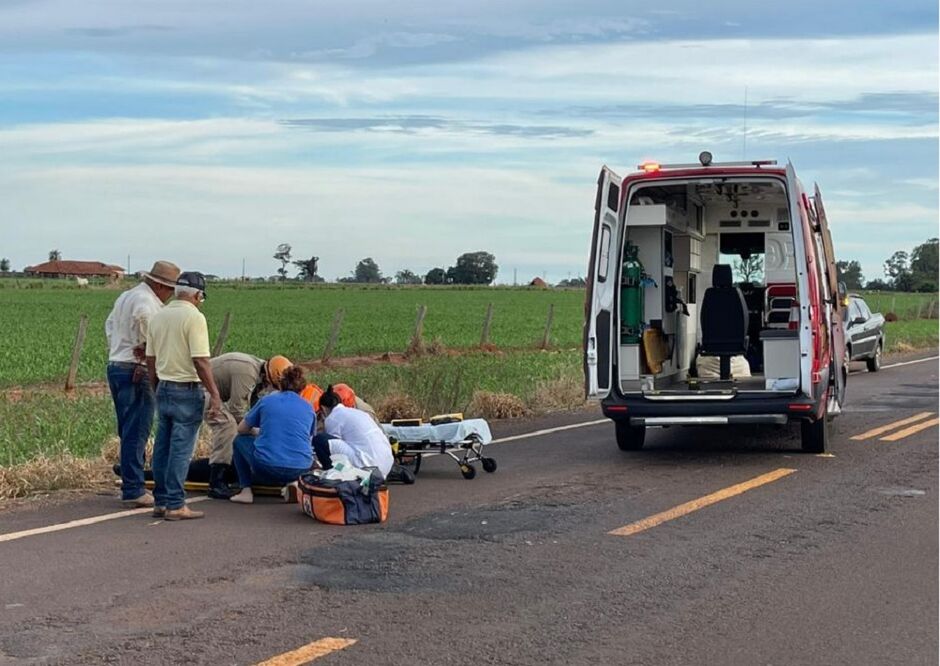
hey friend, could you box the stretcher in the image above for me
[382,418,495,480]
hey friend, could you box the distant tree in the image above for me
[336,276,358,284]
[448,251,498,285]
[0,258,9,272]
[865,278,891,291]
[733,255,764,283]
[273,243,292,281]
[48,249,61,261]
[354,257,383,283]
[424,267,447,285]
[395,269,423,285]
[910,238,939,292]
[557,277,586,288]
[835,260,865,290]
[883,250,910,290]
[292,255,320,282]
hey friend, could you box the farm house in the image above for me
[24,260,125,280]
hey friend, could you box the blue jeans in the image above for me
[107,363,155,500]
[153,382,205,510]
[233,434,310,487]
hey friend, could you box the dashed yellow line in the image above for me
[255,638,356,665]
[609,468,796,537]
[850,412,934,441]
[880,417,940,442]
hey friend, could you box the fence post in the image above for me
[890,295,896,313]
[916,301,924,320]
[410,305,427,351]
[480,303,494,347]
[322,308,345,362]
[540,304,555,350]
[65,315,89,391]
[211,311,232,357]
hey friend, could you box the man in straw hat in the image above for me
[105,260,181,507]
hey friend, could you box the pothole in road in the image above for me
[873,487,927,497]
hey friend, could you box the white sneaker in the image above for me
[229,488,254,504]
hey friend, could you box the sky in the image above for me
[0,1,937,284]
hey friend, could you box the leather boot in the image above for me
[208,464,237,499]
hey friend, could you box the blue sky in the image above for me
[0,1,936,284]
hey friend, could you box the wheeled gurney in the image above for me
[382,418,495,480]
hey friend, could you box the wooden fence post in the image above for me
[211,311,232,357]
[916,301,924,320]
[890,295,896,314]
[480,303,494,347]
[65,315,89,391]
[322,308,345,362]
[410,305,427,351]
[540,304,555,350]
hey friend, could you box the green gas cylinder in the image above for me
[620,242,644,343]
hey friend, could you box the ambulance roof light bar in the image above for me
[636,154,777,171]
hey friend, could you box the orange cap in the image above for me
[265,355,293,386]
[300,383,324,411]
[333,383,357,408]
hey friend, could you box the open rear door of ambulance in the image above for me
[584,166,622,399]
[814,183,846,413]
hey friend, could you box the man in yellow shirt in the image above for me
[146,272,222,521]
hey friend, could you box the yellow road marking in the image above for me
[850,412,935,441]
[255,638,356,666]
[0,496,208,545]
[879,417,940,442]
[609,468,796,537]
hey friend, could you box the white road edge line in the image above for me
[0,496,209,544]
[880,355,938,370]
[2,418,613,544]
[491,418,610,444]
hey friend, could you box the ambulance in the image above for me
[584,153,846,453]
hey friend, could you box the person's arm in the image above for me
[227,367,257,420]
[194,357,222,419]
[146,355,158,390]
[238,400,262,435]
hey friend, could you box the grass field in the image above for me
[0,282,584,387]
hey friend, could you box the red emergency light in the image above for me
[639,161,661,173]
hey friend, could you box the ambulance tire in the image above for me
[800,413,828,454]
[615,421,646,451]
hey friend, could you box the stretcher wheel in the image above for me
[481,458,497,473]
[400,468,416,485]
[398,453,422,475]
[460,464,477,480]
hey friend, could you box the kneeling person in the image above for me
[229,366,314,504]
[313,385,393,479]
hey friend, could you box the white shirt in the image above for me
[105,282,164,363]
[325,404,394,477]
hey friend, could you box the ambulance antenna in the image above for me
[742,86,748,160]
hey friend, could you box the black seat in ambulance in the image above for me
[700,264,749,380]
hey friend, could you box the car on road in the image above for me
[845,295,885,372]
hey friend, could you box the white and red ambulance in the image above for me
[584,153,846,453]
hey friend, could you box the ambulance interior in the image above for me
[617,178,802,394]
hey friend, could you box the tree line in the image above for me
[837,238,938,293]
[272,245,499,285]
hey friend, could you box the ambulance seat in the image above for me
[700,264,749,380]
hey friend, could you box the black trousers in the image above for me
[312,433,335,469]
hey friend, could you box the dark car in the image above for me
[845,295,885,372]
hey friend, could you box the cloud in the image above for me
[64,25,174,38]
[281,116,593,138]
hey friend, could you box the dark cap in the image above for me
[176,271,207,297]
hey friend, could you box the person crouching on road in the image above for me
[205,353,293,499]
[146,271,222,521]
[313,385,394,479]
[105,260,180,507]
[229,366,315,504]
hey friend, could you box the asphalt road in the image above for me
[0,354,937,666]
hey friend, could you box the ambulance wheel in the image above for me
[481,457,497,473]
[866,341,882,372]
[460,464,477,480]
[615,421,645,451]
[800,414,828,454]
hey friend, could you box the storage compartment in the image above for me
[760,330,800,390]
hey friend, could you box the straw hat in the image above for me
[142,260,181,288]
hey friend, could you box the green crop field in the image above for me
[0,282,586,387]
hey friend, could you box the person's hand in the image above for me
[132,344,146,361]
[207,398,223,422]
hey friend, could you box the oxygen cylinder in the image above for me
[620,242,644,343]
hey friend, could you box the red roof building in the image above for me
[24,260,125,279]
